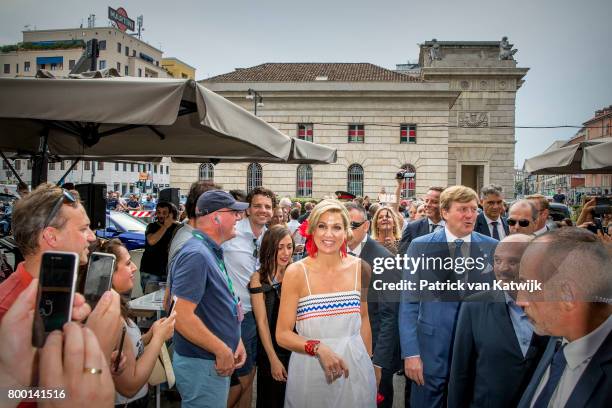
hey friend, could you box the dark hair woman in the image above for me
[95,239,175,407]
[248,225,294,408]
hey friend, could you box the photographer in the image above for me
[576,196,611,242]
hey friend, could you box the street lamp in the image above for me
[245,88,264,115]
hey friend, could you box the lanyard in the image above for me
[192,230,239,306]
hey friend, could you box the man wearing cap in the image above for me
[170,190,248,407]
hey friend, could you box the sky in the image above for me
[2,0,611,167]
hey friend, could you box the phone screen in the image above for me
[34,252,78,345]
[84,252,116,308]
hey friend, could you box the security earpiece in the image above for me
[214,215,221,225]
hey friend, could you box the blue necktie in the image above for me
[533,342,567,408]
[491,221,500,240]
[453,239,464,259]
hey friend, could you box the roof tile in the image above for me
[204,63,422,82]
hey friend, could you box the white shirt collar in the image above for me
[349,233,369,256]
[428,218,445,227]
[483,213,501,224]
[444,227,472,243]
[534,225,548,236]
[563,315,612,370]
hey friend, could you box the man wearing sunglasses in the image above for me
[0,183,98,321]
[346,203,400,408]
[507,200,538,235]
[222,186,275,408]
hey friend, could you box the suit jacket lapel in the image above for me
[519,337,558,407]
[477,213,491,237]
[496,299,526,358]
[419,218,430,236]
[565,331,612,407]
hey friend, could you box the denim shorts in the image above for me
[173,352,230,408]
[235,311,258,377]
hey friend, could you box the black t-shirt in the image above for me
[140,222,178,277]
[127,199,140,209]
[553,193,566,203]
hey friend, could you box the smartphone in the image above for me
[84,252,116,308]
[168,295,178,315]
[114,326,127,372]
[33,251,78,347]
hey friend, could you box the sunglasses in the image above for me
[252,238,259,258]
[350,220,366,230]
[507,218,531,227]
[43,189,77,229]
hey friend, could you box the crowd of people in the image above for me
[0,178,609,408]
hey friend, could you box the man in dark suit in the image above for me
[517,228,611,408]
[399,185,498,408]
[346,203,401,408]
[474,184,509,240]
[399,186,445,255]
[448,234,548,407]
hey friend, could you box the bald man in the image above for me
[507,200,538,235]
[448,235,549,408]
[517,228,612,408]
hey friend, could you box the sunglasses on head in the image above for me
[351,220,366,230]
[507,218,531,227]
[43,189,77,229]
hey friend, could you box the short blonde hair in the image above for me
[440,185,479,211]
[371,207,403,241]
[307,199,353,243]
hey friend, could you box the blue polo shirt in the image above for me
[170,232,241,360]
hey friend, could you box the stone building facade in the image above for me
[171,40,528,200]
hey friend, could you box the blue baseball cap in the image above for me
[195,190,249,216]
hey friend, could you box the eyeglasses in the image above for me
[350,220,366,230]
[507,218,531,227]
[43,189,77,229]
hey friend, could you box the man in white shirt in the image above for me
[517,227,611,408]
[222,187,275,408]
[474,184,509,240]
[526,194,551,236]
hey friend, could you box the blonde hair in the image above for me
[439,185,479,211]
[307,199,353,243]
[371,207,402,241]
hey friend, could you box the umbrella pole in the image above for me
[0,151,26,186]
[31,129,49,187]
[56,159,81,186]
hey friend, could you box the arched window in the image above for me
[400,163,416,199]
[296,165,313,197]
[347,164,364,197]
[199,162,214,181]
[247,163,262,193]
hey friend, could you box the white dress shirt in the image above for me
[428,218,445,234]
[483,214,506,240]
[221,218,265,312]
[530,315,612,407]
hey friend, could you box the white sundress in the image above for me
[284,261,376,408]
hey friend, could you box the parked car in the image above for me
[548,202,572,222]
[96,210,147,250]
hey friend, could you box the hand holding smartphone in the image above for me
[33,251,78,347]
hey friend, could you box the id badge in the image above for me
[236,299,245,323]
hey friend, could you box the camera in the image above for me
[396,170,415,180]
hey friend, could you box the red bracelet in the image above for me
[304,339,320,356]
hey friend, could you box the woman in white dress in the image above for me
[276,199,376,408]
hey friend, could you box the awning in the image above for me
[36,56,63,65]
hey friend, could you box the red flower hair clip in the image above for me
[298,219,317,257]
[298,219,348,258]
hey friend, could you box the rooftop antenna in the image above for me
[137,15,143,39]
[87,14,96,28]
